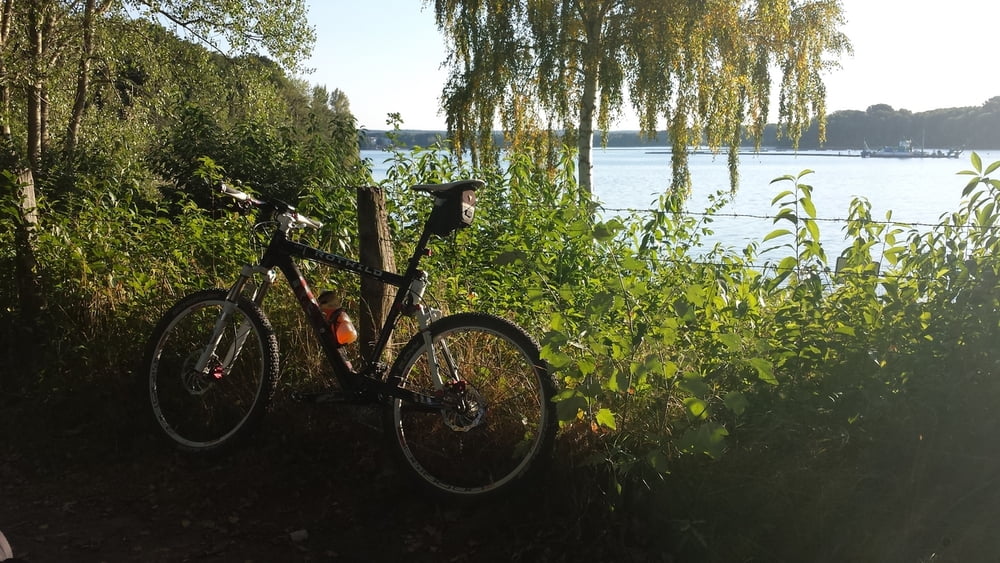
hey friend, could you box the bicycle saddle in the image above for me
[411,179,483,197]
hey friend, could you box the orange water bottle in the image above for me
[330,308,358,346]
[318,291,357,347]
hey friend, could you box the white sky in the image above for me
[302,0,1000,130]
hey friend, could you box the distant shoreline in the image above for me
[361,99,1000,151]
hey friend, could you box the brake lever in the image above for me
[233,200,252,216]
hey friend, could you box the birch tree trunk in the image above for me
[13,168,42,307]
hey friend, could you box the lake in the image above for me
[363,147,1000,261]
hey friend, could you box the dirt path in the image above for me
[0,389,596,563]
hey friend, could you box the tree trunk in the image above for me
[65,0,98,157]
[26,82,43,172]
[26,0,45,173]
[0,0,13,140]
[12,168,43,313]
[7,168,45,393]
[65,0,111,158]
[356,186,396,362]
[577,77,596,200]
[0,178,45,397]
[576,7,604,201]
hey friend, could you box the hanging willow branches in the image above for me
[430,0,851,198]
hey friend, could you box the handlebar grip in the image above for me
[219,183,321,229]
[297,214,324,230]
[219,183,261,204]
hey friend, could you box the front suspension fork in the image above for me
[193,265,276,376]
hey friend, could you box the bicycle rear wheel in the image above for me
[141,289,279,453]
[383,313,557,500]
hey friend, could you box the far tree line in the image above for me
[360,97,1000,152]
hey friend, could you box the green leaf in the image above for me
[777,256,798,273]
[660,360,679,380]
[526,287,546,303]
[963,176,981,197]
[679,377,711,398]
[596,408,617,430]
[774,208,798,223]
[606,369,628,392]
[805,218,821,242]
[972,151,983,173]
[558,284,576,302]
[801,197,817,219]
[763,228,793,242]
[622,255,646,271]
[685,284,706,307]
[834,324,856,336]
[678,422,729,459]
[770,189,794,204]
[749,358,777,385]
[633,353,663,378]
[723,391,749,415]
[549,312,564,331]
[717,333,740,352]
[541,347,573,369]
[494,250,527,265]
[553,390,588,423]
[683,397,709,420]
[592,222,616,242]
[673,297,694,321]
[984,159,1000,176]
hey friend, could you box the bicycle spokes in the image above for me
[145,290,278,452]
[180,350,219,396]
[441,382,485,432]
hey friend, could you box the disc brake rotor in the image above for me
[442,385,486,432]
[180,350,218,396]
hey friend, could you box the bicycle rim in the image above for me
[389,316,554,498]
[147,295,273,451]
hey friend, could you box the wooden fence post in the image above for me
[356,186,396,361]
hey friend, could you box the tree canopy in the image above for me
[0,0,314,178]
[131,0,315,72]
[430,0,851,197]
[785,98,1000,151]
[0,0,332,322]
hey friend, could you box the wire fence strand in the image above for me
[317,198,995,291]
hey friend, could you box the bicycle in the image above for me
[140,180,557,501]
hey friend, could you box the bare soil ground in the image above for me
[0,385,637,563]
[11,375,1000,562]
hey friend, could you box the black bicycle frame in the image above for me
[251,220,442,406]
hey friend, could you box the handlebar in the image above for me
[219,183,323,230]
[220,183,263,205]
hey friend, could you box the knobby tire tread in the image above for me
[382,312,557,502]
[141,289,279,454]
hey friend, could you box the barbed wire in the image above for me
[657,256,963,286]
[596,205,981,231]
[306,199,995,289]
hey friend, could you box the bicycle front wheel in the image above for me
[141,289,279,453]
[383,313,557,500]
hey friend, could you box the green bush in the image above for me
[5,133,1000,559]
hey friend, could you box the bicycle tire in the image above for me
[383,312,557,500]
[141,289,279,453]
